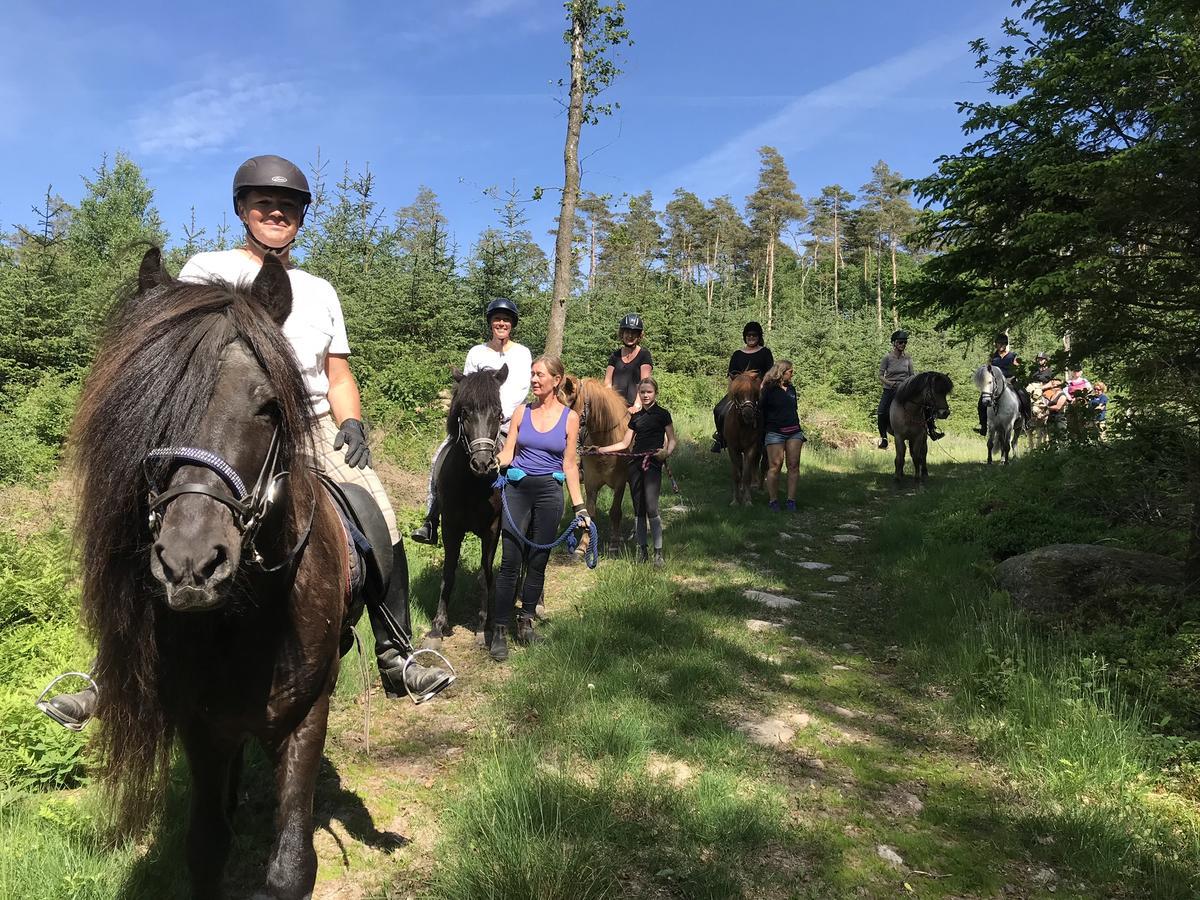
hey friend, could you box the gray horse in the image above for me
[973,364,1024,464]
[888,371,953,481]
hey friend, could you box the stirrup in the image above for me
[401,649,457,706]
[35,672,98,732]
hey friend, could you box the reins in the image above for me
[492,474,600,569]
[579,447,682,494]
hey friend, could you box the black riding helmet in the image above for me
[1035,351,1050,362]
[619,312,644,333]
[232,155,312,256]
[743,321,764,341]
[891,329,909,343]
[486,297,519,325]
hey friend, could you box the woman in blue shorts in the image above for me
[761,360,806,511]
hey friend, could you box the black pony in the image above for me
[426,366,507,644]
[76,248,355,899]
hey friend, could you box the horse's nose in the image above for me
[469,455,491,475]
[155,541,229,589]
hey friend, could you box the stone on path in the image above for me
[882,786,925,818]
[745,618,783,633]
[797,561,833,570]
[774,549,792,559]
[831,664,850,671]
[827,574,851,583]
[831,533,863,543]
[808,591,836,599]
[738,716,796,746]
[778,532,794,540]
[838,522,861,530]
[744,589,801,610]
[876,845,905,868]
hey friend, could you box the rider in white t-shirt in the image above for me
[41,156,451,730]
[411,298,531,544]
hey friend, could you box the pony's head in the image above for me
[563,375,628,441]
[449,365,507,475]
[729,371,761,426]
[973,363,999,397]
[896,371,954,420]
[73,247,315,830]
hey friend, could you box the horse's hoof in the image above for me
[474,629,488,648]
[422,633,443,651]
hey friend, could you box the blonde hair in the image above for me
[762,359,794,392]
[533,354,568,404]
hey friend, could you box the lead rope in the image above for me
[352,628,372,756]
[493,475,600,569]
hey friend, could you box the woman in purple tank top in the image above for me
[491,355,589,661]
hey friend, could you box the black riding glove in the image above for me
[334,418,371,469]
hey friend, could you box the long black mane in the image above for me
[446,369,503,440]
[895,370,954,404]
[73,272,315,832]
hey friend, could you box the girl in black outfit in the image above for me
[605,312,654,413]
[593,378,677,566]
[761,360,806,511]
[711,321,774,452]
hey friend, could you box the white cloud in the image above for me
[653,29,979,198]
[133,74,302,157]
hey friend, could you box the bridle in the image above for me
[733,394,759,419]
[456,414,501,470]
[144,427,314,573]
[980,365,1007,406]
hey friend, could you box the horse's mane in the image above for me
[895,371,954,404]
[73,274,314,833]
[729,371,761,400]
[447,369,503,438]
[574,378,628,440]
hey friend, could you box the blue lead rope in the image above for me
[493,474,600,569]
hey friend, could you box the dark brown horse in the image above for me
[722,371,763,505]
[563,376,630,555]
[76,248,353,899]
[426,366,506,645]
[888,371,953,481]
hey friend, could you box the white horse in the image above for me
[973,364,1023,464]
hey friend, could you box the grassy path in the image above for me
[4,431,1192,898]
[301,435,1137,899]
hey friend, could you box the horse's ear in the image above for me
[137,247,170,294]
[451,368,464,383]
[563,374,578,397]
[250,254,293,326]
[494,363,509,385]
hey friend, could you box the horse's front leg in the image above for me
[264,691,331,900]
[181,724,241,900]
[893,437,906,481]
[985,429,994,465]
[916,436,929,480]
[429,530,462,642]
[728,449,742,505]
[609,478,626,554]
[479,517,500,638]
[740,450,755,505]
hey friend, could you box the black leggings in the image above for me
[494,474,564,627]
[877,388,896,440]
[628,460,664,548]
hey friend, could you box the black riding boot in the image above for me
[369,541,454,702]
[711,398,730,452]
[411,496,439,545]
[41,683,98,730]
[411,442,450,545]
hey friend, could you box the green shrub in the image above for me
[0,371,81,484]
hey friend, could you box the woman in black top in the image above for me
[593,377,676,567]
[605,312,654,413]
[761,360,805,511]
[711,321,774,452]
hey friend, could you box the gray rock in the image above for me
[876,845,905,868]
[831,533,862,543]
[745,618,783,633]
[798,561,833,570]
[996,544,1183,616]
[744,589,801,610]
[827,575,851,583]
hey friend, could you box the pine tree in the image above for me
[746,147,805,332]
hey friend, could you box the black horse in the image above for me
[75,248,366,899]
[425,366,507,645]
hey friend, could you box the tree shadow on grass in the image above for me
[116,751,406,899]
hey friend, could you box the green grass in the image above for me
[2,415,1199,898]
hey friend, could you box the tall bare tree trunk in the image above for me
[765,236,775,332]
[833,204,841,314]
[875,239,883,332]
[545,16,585,358]
[587,220,596,292]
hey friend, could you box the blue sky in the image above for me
[1,0,1015,257]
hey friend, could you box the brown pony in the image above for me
[563,376,630,555]
[888,371,953,481]
[76,249,353,899]
[722,371,763,505]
